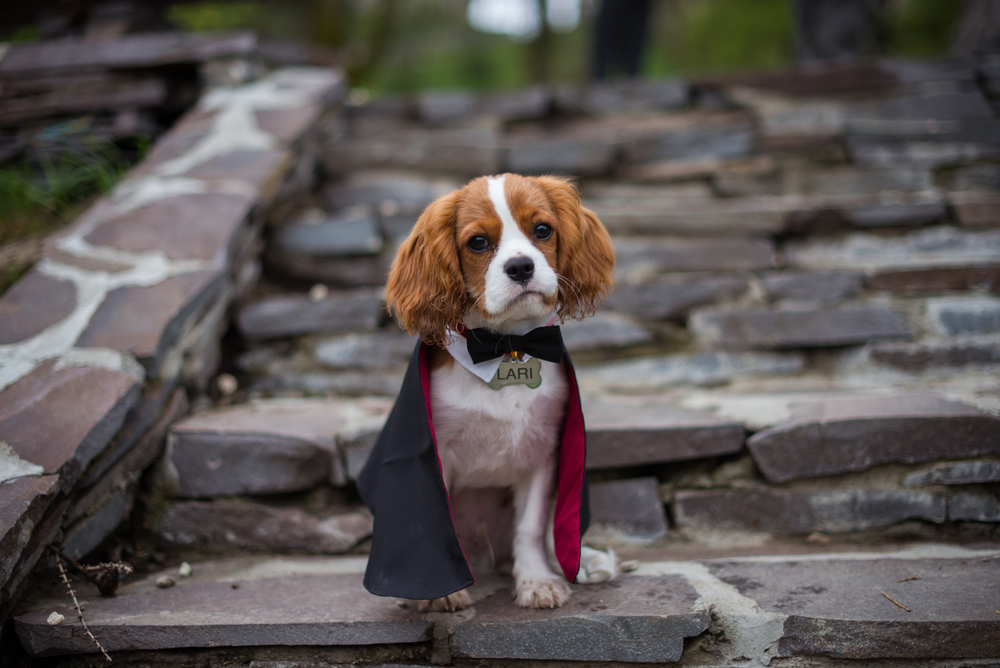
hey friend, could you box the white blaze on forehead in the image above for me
[487,175,523,243]
[481,175,559,321]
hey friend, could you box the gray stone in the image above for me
[342,430,379,481]
[840,199,946,229]
[237,289,383,340]
[762,272,862,303]
[904,461,1000,486]
[554,79,689,116]
[950,191,1000,228]
[784,227,1000,273]
[265,250,393,288]
[847,138,1000,169]
[622,113,752,164]
[586,197,787,236]
[675,488,946,535]
[690,306,912,349]
[583,399,745,469]
[449,575,709,663]
[322,171,459,214]
[481,86,551,122]
[0,269,77,345]
[846,91,995,133]
[867,339,1000,371]
[322,129,500,178]
[314,331,418,369]
[866,265,1000,294]
[927,296,1000,335]
[14,568,431,656]
[606,274,749,321]
[558,312,652,351]
[157,500,373,554]
[245,370,405,399]
[505,139,616,177]
[588,477,668,541]
[707,557,1000,659]
[75,269,228,376]
[613,237,774,280]
[274,211,383,257]
[951,163,1000,191]
[418,91,477,125]
[577,351,805,392]
[746,395,1000,483]
[948,491,1000,522]
[0,360,141,491]
[164,397,392,496]
[0,476,60,590]
[61,486,135,561]
[782,166,933,196]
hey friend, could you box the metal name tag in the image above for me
[488,355,542,390]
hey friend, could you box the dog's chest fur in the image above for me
[431,358,569,490]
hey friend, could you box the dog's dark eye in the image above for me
[533,223,553,240]
[467,236,490,252]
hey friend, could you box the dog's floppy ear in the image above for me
[536,176,615,320]
[386,190,465,348]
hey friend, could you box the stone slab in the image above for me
[449,574,709,663]
[62,485,135,561]
[588,477,668,542]
[164,397,392,497]
[313,331,419,370]
[784,227,1000,273]
[866,265,1000,294]
[265,249,392,288]
[322,171,459,214]
[747,395,1000,483]
[0,268,77,345]
[274,211,383,257]
[675,488,946,535]
[867,339,1000,371]
[577,351,805,393]
[184,149,293,203]
[762,271,862,303]
[927,296,1000,336]
[613,237,774,280]
[322,129,500,178]
[583,399,745,469]
[0,31,258,74]
[948,491,1000,522]
[83,192,255,263]
[0,475,59,591]
[586,197,787,237]
[706,557,1000,659]
[904,461,1000,486]
[156,500,373,554]
[554,79,689,116]
[506,139,615,176]
[75,269,227,376]
[606,274,748,321]
[0,360,141,491]
[238,290,384,340]
[558,311,653,351]
[15,570,431,656]
[622,117,754,164]
[689,306,912,350]
[950,191,1000,228]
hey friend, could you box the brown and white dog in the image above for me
[384,173,615,611]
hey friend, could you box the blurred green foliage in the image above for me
[164,0,965,94]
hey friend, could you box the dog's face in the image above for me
[387,173,615,346]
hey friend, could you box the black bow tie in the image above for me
[465,326,565,365]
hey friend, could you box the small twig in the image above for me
[52,551,112,663]
[896,576,922,583]
[881,590,911,612]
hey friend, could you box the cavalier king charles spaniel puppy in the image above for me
[381,173,615,611]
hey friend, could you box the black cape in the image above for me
[357,340,590,600]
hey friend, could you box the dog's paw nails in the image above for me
[514,578,571,609]
[417,590,473,612]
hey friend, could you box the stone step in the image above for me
[13,547,1000,663]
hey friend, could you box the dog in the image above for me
[358,173,615,611]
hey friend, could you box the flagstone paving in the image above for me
[3,50,1000,667]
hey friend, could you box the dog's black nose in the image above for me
[504,256,534,283]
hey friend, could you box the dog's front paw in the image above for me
[514,577,572,609]
[418,589,473,612]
